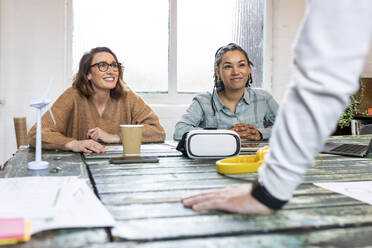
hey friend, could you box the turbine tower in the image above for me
[28,80,56,170]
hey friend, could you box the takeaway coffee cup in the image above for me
[120,125,143,156]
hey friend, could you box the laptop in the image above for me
[321,138,372,157]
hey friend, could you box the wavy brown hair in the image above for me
[72,47,124,99]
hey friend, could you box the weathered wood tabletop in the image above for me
[3,135,372,247]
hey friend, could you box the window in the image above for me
[72,0,263,97]
[72,0,169,92]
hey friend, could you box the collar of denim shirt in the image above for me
[213,87,252,113]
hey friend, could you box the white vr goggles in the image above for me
[176,130,241,159]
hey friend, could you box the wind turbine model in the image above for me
[28,80,56,170]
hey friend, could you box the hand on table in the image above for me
[87,127,120,144]
[65,139,106,153]
[181,184,273,214]
[230,123,262,142]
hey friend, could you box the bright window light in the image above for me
[72,0,263,94]
[72,0,169,92]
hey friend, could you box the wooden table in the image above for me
[3,135,372,247]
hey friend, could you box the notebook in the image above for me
[321,138,372,157]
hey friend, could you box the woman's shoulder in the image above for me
[247,87,274,99]
[116,83,149,109]
[54,87,88,105]
[62,86,87,99]
[64,86,79,95]
[119,83,141,100]
[193,91,213,102]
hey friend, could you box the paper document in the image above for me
[105,142,178,153]
[0,177,115,235]
[314,181,372,205]
[0,177,75,218]
[84,141,182,159]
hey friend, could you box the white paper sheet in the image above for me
[105,142,178,153]
[314,181,372,205]
[0,176,115,234]
[0,176,78,218]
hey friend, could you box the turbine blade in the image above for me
[48,106,56,125]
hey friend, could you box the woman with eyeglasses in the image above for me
[28,47,165,153]
[174,43,278,142]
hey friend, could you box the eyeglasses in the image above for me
[90,62,122,72]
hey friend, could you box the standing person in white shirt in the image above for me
[182,0,372,214]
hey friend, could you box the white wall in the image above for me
[362,46,372,77]
[270,0,306,102]
[0,0,70,164]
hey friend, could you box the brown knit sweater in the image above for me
[28,86,166,150]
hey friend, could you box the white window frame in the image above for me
[65,0,273,105]
[262,0,273,93]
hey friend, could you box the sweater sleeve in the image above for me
[128,91,166,143]
[27,88,77,150]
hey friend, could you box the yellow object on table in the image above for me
[216,146,269,174]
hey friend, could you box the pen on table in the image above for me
[53,187,61,207]
[44,187,62,223]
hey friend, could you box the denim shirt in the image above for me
[173,87,279,140]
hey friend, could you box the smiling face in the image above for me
[87,52,119,91]
[216,50,251,92]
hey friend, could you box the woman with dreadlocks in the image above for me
[173,43,278,142]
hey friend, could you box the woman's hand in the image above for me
[87,127,120,144]
[230,123,262,142]
[65,140,106,153]
[182,184,273,214]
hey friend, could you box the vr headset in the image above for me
[176,130,241,159]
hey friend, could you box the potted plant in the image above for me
[336,79,367,134]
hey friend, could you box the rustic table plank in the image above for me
[111,204,372,241]
[8,229,109,248]
[104,194,362,221]
[103,195,363,221]
[98,184,334,206]
[86,155,372,179]
[0,148,88,179]
[93,171,372,194]
[90,225,372,248]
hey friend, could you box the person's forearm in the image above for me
[108,134,121,144]
[141,124,166,143]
